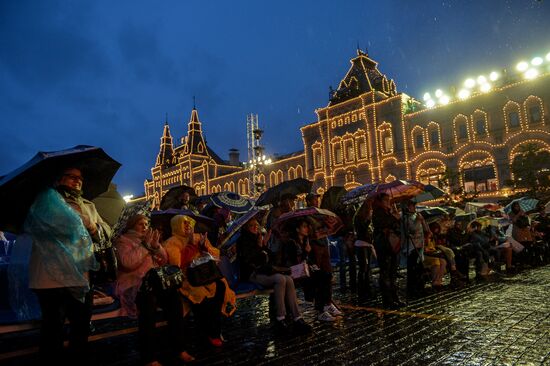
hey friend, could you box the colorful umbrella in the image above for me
[209,191,253,214]
[273,207,343,240]
[504,197,539,214]
[411,184,446,203]
[366,180,425,202]
[159,185,197,210]
[255,178,313,207]
[0,145,121,234]
[341,183,378,205]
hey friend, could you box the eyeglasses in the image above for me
[63,174,83,182]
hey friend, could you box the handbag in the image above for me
[187,253,223,287]
[388,231,401,254]
[142,265,184,294]
[90,229,117,284]
[290,262,310,280]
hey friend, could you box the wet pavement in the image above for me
[1,265,549,365]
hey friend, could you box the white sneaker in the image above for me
[317,311,336,322]
[324,303,343,316]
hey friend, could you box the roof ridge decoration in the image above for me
[329,50,397,106]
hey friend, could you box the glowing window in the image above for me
[508,112,520,128]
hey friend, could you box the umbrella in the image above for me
[504,197,539,214]
[366,180,425,202]
[92,183,126,227]
[111,200,152,241]
[150,209,215,240]
[418,207,449,220]
[208,191,253,214]
[341,183,378,205]
[159,185,197,210]
[273,207,343,240]
[0,145,121,234]
[218,208,268,248]
[255,178,313,207]
[454,213,476,223]
[320,186,347,211]
[411,184,446,203]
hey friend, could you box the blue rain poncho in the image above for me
[23,188,99,302]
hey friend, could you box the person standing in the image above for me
[371,193,403,309]
[25,167,109,362]
[353,200,374,299]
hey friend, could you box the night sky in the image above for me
[1,0,549,197]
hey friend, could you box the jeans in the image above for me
[336,235,356,289]
[251,273,301,319]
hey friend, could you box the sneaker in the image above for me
[324,303,343,316]
[273,320,290,335]
[292,318,313,335]
[208,337,223,347]
[317,311,336,322]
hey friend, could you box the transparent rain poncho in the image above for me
[10,188,99,313]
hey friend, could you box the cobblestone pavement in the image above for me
[1,265,549,366]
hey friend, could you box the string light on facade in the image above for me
[439,95,450,105]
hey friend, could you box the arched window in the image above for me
[453,115,470,143]
[344,139,354,162]
[524,96,545,125]
[277,170,284,184]
[504,101,522,132]
[270,171,277,186]
[296,166,303,178]
[288,167,296,180]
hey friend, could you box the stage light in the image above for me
[524,68,539,79]
[516,61,529,71]
[464,78,476,88]
[458,89,470,99]
[531,57,543,66]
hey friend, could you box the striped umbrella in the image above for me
[504,197,539,214]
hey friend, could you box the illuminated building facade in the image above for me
[145,50,550,205]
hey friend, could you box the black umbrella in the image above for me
[150,209,215,240]
[255,178,313,207]
[0,145,121,234]
[159,185,197,210]
[320,186,347,212]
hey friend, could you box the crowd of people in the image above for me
[10,166,550,365]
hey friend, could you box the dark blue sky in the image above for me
[1,0,549,196]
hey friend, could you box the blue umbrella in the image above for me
[209,191,253,214]
[411,184,446,203]
[0,145,121,234]
[341,183,377,205]
[218,208,268,248]
[504,197,539,214]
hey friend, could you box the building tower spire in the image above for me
[184,106,209,156]
[155,116,176,167]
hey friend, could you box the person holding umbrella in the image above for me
[26,166,110,362]
[371,193,404,309]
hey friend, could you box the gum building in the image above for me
[145,50,550,206]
